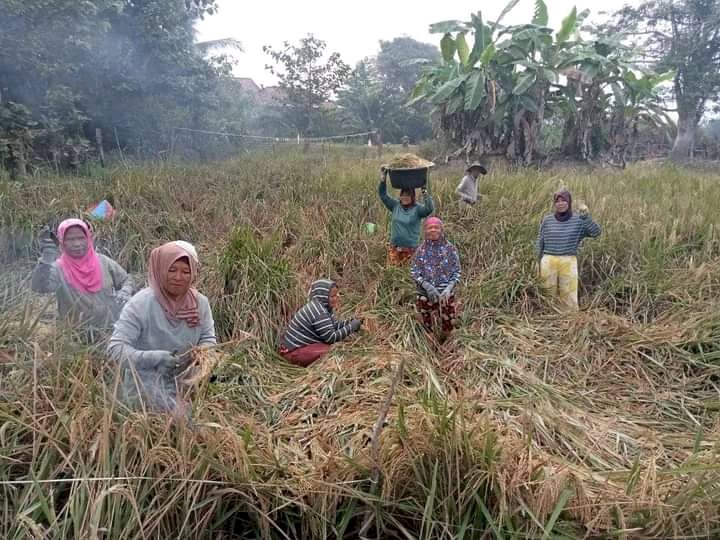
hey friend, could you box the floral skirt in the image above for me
[416,293,458,333]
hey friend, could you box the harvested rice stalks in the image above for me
[178,346,224,387]
[385,153,434,170]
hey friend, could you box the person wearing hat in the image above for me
[378,168,434,266]
[536,189,601,311]
[456,162,487,205]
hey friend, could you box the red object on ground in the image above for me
[279,343,331,367]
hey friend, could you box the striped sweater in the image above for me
[280,279,356,351]
[536,213,601,258]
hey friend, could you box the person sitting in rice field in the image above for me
[411,217,461,339]
[536,189,601,311]
[108,241,216,418]
[378,167,434,266]
[455,162,488,206]
[30,218,135,341]
[279,279,363,367]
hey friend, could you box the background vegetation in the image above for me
[5,0,720,176]
[2,151,720,537]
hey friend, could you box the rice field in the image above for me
[1,150,720,538]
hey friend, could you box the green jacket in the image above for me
[378,181,434,248]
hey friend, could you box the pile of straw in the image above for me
[385,153,434,170]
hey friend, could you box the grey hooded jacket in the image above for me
[280,279,356,351]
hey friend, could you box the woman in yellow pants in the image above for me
[536,190,601,310]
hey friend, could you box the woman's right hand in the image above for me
[349,318,363,332]
[38,228,59,262]
[139,350,177,373]
[379,167,388,183]
[424,283,440,302]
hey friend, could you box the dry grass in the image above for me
[1,152,720,538]
[385,153,434,170]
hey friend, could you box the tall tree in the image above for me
[377,37,440,94]
[609,0,720,159]
[337,60,390,136]
[264,35,350,138]
[338,56,433,143]
[376,37,439,142]
[0,0,229,168]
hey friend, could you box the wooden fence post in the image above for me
[95,128,105,168]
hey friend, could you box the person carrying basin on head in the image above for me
[279,279,363,367]
[31,218,135,342]
[411,217,461,339]
[536,189,601,311]
[107,241,216,419]
[456,162,488,206]
[378,155,434,266]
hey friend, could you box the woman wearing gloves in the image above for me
[108,242,216,416]
[279,279,362,367]
[378,169,434,266]
[411,217,461,338]
[31,218,134,341]
[536,189,601,311]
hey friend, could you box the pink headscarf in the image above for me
[425,217,443,228]
[56,219,104,294]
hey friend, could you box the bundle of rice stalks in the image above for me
[385,153,434,170]
[179,346,225,388]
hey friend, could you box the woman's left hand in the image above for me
[439,283,454,304]
[116,290,132,304]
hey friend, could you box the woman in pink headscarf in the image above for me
[411,217,461,340]
[31,218,134,339]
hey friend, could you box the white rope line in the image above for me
[172,127,377,143]
[0,476,364,487]
[0,476,228,486]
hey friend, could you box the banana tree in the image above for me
[411,0,588,164]
[408,9,503,160]
[550,37,631,160]
[414,1,670,164]
[497,3,596,163]
[608,70,675,166]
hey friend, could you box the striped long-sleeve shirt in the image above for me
[280,279,356,351]
[536,213,601,258]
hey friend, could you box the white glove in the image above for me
[439,282,455,302]
[349,318,363,332]
[138,350,177,374]
[38,229,59,263]
[422,282,440,302]
[115,289,133,305]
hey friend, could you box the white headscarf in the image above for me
[172,241,199,264]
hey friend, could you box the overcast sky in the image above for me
[196,0,637,87]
